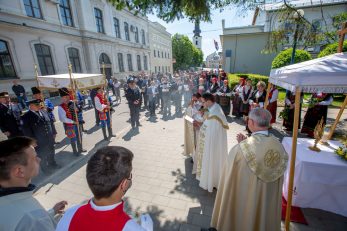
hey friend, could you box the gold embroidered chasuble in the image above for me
[211,134,288,231]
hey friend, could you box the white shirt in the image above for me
[252,130,269,136]
[58,105,74,124]
[269,88,279,103]
[56,199,153,231]
[94,96,108,112]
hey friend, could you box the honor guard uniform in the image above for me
[94,88,114,140]
[58,88,86,155]
[0,91,23,138]
[31,87,58,140]
[160,77,172,117]
[22,99,59,172]
[126,78,141,129]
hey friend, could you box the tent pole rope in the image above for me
[102,63,112,129]
[264,82,272,108]
[327,94,347,140]
[68,64,82,146]
[285,87,301,231]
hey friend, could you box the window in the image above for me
[34,44,55,75]
[141,29,145,45]
[59,0,73,27]
[168,53,170,59]
[143,56,148,70]
[117,53,124,72]
[155,66,157,73]
[165,66,167,73]
[196,41,198,45]
[136,55,141,71]
[127,54,133,71]
[24,0,42,19]
[113,17,121,38]
[0,40,16,78]
[168,66,170,72]
[94,8,104,33]
[124,22,130,41]
[158,50,160,57]
[154,50,156,57]
[161,51,163,58]
[158,66,160,72]
[99,53,111,64]
[135,27,139,43]
[68,48,81,73]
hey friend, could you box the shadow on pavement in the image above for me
[122,128,140,141]
[86,125,100,134]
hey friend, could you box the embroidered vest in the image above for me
[60,103,73,125]
[68,201,131,231]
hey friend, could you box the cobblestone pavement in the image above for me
[31,101,347,230]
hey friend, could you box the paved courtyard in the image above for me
[31,100,347,231]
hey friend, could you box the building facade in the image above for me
[148,21,172,74]
[205,52,222,69]
[0,0,171,94]
[221,0,347,75]
[192,21,202,50]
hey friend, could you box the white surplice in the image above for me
[196,103,229,192]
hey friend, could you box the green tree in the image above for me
[192,47,204,67]
[271,48,312,69]
[172,34,198,70]
[318,41,347,58]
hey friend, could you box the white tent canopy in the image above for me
[269,52,347,93]
[37,73,106,90]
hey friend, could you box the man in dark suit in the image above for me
[126,78,141,129]
[21,99,59,172]
[0,91,23,138]
[90,88,100,126]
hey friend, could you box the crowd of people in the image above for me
[0,69,335,231]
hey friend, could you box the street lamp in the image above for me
[290,9,304,64]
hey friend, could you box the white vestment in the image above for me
[184,106,195,156]
[196,103,229,192]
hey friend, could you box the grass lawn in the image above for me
[277,89,346,108]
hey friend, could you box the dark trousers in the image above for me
[37,144,55,167]
[162,95,171,116]
[174,93,182,113]
[94,107,100,125]
[148,98,156,115]
[130,105,140,127]
[143,93,148,107]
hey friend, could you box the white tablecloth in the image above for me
[282,137,347,217]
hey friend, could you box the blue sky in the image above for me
[147,7,254,59]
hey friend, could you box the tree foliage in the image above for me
[271,48,312,69]
[172,34,203,70]
[106,0,258,22]
[318,41,347,58]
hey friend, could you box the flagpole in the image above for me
[102,63,112,129]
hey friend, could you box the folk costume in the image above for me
[240,85,253,116]
[94,89,114,140]
[217,84,232,116]
[231,80,244,117]
[301,93,333,138]
[195,103,228,192]
[58,88,85,155]
[56,200,152,231]
[266,86,279,124]
[211,131,288,231]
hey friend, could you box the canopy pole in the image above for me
[68,64,82,146]
[102,63,112,129]
[264,82,272,108]
[285,87,301,231]
[34,64,46,110]
[327,95,347,140]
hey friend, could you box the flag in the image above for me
[214,40,219,51]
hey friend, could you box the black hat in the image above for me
[26,99,42,105]
[58,87,70,97]
[31,87,41,95]
[0,92,9,98]
[128,77,135,83]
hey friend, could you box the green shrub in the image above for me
[271,48,312,69]
[228,73,269,89]
[318,41,347,58]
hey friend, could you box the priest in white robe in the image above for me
[194,93,229,192]
[211,108,288,231]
